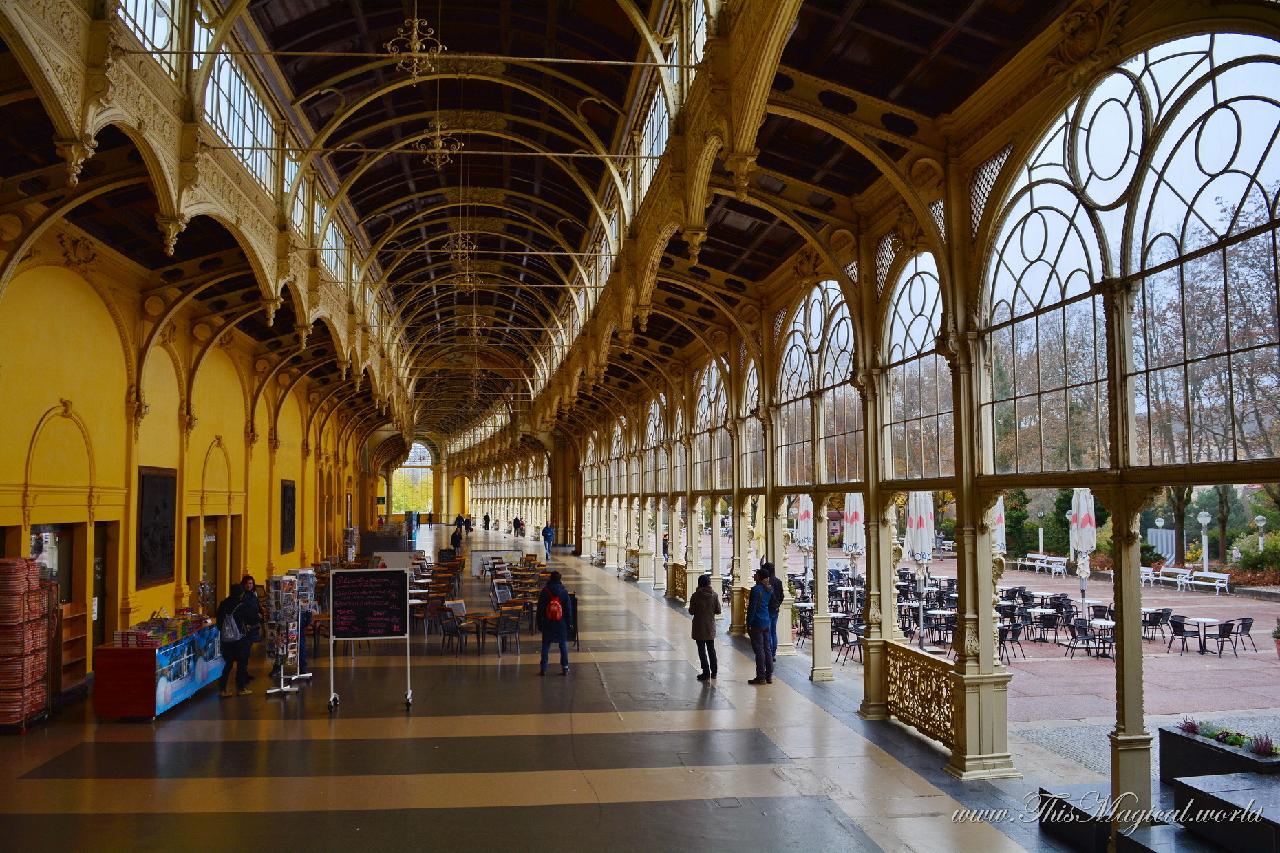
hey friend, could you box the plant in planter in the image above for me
[1160,718,1280,782]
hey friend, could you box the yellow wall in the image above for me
[0,232,381,679]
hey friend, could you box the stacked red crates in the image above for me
[0,559,53,727]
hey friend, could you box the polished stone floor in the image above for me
[0,528,1079,852]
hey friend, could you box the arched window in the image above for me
[693,364,728,490]
[671,404,687,493]
[816,282,863,484]
[885,252,953,479]
[741,361,764,489]
[777,291,821,485]
[644,398,664,494]
[984,33,1280,470]
[391,442,433,514]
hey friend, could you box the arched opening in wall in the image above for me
[392,442,435,516]
[974,33,1280,780]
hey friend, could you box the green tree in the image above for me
[1004,488,1032,558]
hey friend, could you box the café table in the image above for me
[1090,618,1116,658]
[1184,617,1219,655]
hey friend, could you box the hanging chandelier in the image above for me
[444,229,476,267]
[385,1,446,79]
[415,116,461,171]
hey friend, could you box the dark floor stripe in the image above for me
[1,796,881,852]
[26,728,786,779]
[139,660,732,721]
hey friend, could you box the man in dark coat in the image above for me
[450,525,463,554]
[747,568,773,684]
[763,561,785,661]
[536,570,573,675]
[687,573,721,680]
[216,586,254,696]
[483,513,490,531]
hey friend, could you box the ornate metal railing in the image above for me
[886,642,955,749]
[670,562,687,600]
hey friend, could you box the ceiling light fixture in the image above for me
[415,116,462,171]
[385,0,446,79]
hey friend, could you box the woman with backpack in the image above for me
[536,570,572,676]
[688,573,721,680]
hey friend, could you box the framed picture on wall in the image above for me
[281,480,296,554]
[137,467,177,586]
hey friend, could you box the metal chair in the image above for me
[1205,619,1236,657]
[1166,615,1191,655]
[1235,617,1257,652]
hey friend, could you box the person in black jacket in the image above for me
[763,562,785,661]
[216,586,254,696]
[536,571,573,676]
[238,575,264,681]
[450,525,463,554]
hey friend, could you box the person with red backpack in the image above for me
[536,570,572,676]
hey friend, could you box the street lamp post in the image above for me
[1197,511,1212,572]
[1037,511,1045,554]
[1256,515,1267,553]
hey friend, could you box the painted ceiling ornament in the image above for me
[385,1,447,80]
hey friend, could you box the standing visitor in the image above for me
[483,513,490,531]
[237,575,264,683]
[536,571,573,676]
[764,562,785,661]
[450,525,463,555]
[688,574,721,681]
[215,586,252,696]
[542,523,554,561]
[662,533,669,564]
[747,568,773,685]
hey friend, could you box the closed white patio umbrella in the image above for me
[992,496,1007,555]
[796,494,815,586]
[906,491,935,649]
[843,492,866,581]
[1069,488,1098,616]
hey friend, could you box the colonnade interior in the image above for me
[1,0,1278,850]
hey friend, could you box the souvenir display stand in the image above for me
[265,574,312,697]
[0,559,54,730]
[328,567,411,712]
[93,613,223,719]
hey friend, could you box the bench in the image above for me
[1140,566,1155,586]
[1189,570,1230,595]
[1157,566,1193,589]
[1021,553,1069,577]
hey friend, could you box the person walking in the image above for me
[688,573,721,680]
[541,523,554,561]
[238,575,264,682]
[450,525,463,555]
[536,570,572,676]
[483,513,490,531]
[661,533,669,565]
[764,561,785,661]
[747,568,773,685]
[215,586,253,696]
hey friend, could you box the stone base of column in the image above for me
[810,613,834,682]
[728,587,747,636]
[653,558,667,591]
[858,637,889,720]
[1110,730,1154,815]
[173,584,192,612]
[775,602,796,656]
[945,669,1020,780]
[604,541,620,572]
[637,550,654,585]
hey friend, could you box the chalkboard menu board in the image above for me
[331,569,408,639]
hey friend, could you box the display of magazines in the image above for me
[0,559,54,728]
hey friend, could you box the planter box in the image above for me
[1159,726,1280,784]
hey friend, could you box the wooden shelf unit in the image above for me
[60,603,87,693]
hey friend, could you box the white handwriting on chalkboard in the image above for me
[332,571,408,638]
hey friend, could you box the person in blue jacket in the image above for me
[747,568,773,685]
[541,523,554,561]
[536,571,573,676]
